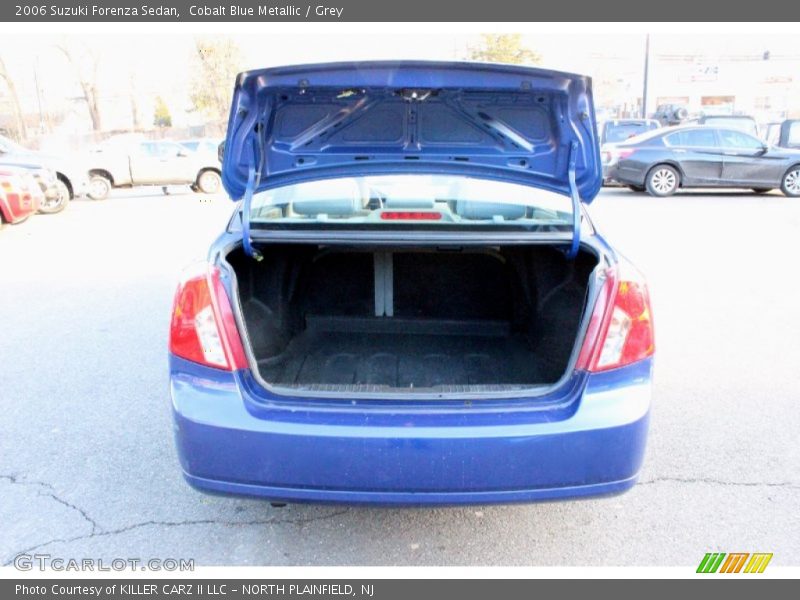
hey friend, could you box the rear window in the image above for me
[604,122,658,143]
[248,175,574,231]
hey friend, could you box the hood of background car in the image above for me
[0,153,46,170]
[221,61,602,203]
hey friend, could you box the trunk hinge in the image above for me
[242,126,265,261]
[566,140,582,260]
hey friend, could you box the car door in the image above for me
[663,128,725,184]
[718,129,781,186]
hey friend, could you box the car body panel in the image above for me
[171,353,651,504]
[221,61,602,203]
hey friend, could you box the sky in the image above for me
[1,32,799,138]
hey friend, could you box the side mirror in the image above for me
[176,149,188,157]
[217,141,225,163]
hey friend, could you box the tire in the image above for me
[780,166,800,197]
[645,164,680,197]
[87,175,111,200]
[196,170,222,194]
[628,185,646,193]
[752,188,773,194]
[38,179,71,214]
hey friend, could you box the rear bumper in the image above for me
[170,355,652,505]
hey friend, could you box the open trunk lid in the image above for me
[221,61,602,259]
[222,60,601,200]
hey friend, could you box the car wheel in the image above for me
[38,180,71,214]
[780,167,800,197]
[752,188,773,194]
[88,175,112,200]
[196,170,222,194]
[627,185,645,193]
[645,165,680,197]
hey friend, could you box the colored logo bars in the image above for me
[697,553,773,573]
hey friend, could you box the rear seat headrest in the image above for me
[455,200,526,220]
[290,179,365,216]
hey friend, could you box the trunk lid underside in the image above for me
[221,61,602,201]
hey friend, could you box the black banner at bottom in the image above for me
[2,579,795,600]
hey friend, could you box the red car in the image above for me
[0,166,42,228]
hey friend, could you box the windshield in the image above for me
[0,134,28,154]
[604,122,657,143]
[249,175,574,231]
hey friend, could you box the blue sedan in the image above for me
[169,61,654,505]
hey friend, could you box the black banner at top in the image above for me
[1,0,798,21]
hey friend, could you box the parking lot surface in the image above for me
[1,186,799,567]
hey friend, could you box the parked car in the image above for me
[86,139,222,199]
[762,120,800,150]
[0,151,60,212]
[601,119,660,145]
[604,125,800,197]
[0,134,89,213]
[600,119,660,184]
[687,114,759,138]
[0,165,42,228]
[169,61,655,505]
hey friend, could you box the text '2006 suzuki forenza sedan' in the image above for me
[169,61,654,505]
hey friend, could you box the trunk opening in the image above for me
[226,244,598,394]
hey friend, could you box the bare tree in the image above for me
[128,73,142,130]
[56,42,103,131]
[0,55,27,139]
[189,37,242,121]
[466,34,541,65]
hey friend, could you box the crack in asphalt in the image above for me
[639,476,800,489]
[1,473,350,566]
[5,471,798,565]
[1,473,100,534]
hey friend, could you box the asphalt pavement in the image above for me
[1,185,799,567]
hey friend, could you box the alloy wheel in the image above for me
[650,168,677,195]
[784,169,800,196]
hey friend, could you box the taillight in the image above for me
[380,211,442,220]
[577,260,654,372]
[169,264,247,370]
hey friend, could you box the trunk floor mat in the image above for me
[259,327,542,389]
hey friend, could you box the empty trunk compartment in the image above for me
[226,244,598,394]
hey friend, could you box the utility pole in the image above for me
[641,34,650,118]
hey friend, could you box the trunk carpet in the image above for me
[258,320,541,389]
